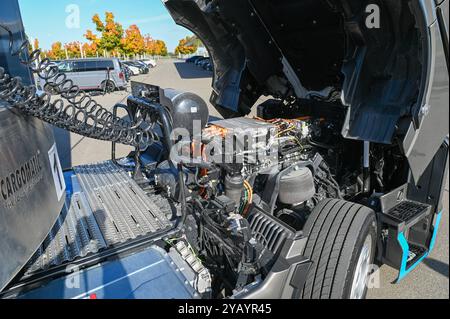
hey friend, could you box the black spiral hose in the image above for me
[0,24,153,148]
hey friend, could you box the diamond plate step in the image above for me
[25,161,172,275]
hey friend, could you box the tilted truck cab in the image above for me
[0,0,448,299]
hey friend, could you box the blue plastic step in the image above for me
[395,212,442,282]
[379,198,442,282]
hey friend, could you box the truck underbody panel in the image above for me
[16,246,200,299]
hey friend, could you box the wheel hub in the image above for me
[350,234,373,299]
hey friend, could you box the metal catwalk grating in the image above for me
[25,161,172,275]
[73,161,171,246]
[26,192,108,274]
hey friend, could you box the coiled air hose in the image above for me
[0,24,154,148]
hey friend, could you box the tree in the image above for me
[30,38,48,60]
[175,36,198,55]
[83,30,100,57]
[145,36,168,56]
[121,24,145,56]
[155,40,168,56]
[47,42,66,60]
[83,42,98,57]
[66,41,82,58]
[85,30,99,45]
[33,38,40,51]
[86,12,123,54]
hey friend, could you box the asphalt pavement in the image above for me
[53,58,449,299]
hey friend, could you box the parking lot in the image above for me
[54,58,449,299]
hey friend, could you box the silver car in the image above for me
[53,58,127,91]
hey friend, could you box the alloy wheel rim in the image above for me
[350,234,373,299]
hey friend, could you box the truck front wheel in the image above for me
[301,198,377,299]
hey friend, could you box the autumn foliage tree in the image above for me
[82,42,98,57]
[145,36,168,56]
[86,12,123,54]
[175,36,198,55]
[155,40,168,56]
[26,37,37,54]
[33,39,40,51]
[66,41,82,58]
[121,24,145,57]
[42,11,171,59]
[84,30,100,56]
[47,42,65,60]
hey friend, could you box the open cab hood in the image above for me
[164,0,449,182]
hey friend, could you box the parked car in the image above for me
[204,61,213,72]
[44,58,127,92]
[186,55,204,63]
[122,61,141,76]
[121,61,141,76]
[198,58,211,69]
[119,62,132,81]
[125,61,149,74]
[194,57,208,66]
[134,60,150,73]
[140,59,157,68]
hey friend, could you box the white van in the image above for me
[52,58,127,91]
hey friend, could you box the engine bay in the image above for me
[0,76,415,299]
[0,78,405,298]
[52,82,396,298]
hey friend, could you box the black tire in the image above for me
[101,80,116,93]
[301,198,377,299]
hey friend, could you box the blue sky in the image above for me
[19,0,193,52]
